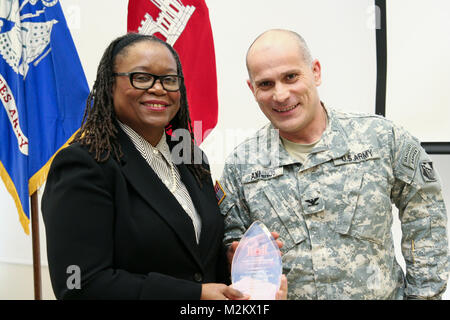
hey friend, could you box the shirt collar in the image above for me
[117,121,173,164]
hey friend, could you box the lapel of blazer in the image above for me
[172,145,222,260]
[117,128,204,271]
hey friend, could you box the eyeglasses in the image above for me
[113,72,183,92]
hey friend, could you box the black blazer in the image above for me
[42,127,229,300]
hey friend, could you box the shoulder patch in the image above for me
[214,180,226,205]
[420,161,437,182]
[402,143,420,170]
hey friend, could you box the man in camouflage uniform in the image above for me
[217,29,448,299]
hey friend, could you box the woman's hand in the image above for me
[201,276,287,300]
[200,283,248,300]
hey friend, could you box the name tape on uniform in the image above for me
[334,148,379,166]
[243,167,284,183]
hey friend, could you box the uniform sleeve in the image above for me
[218,160,252,246]
[42,146,201,300]
[390,125,449,299]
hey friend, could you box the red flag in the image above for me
[127,0,218,144]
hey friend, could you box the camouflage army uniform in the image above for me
[219,105,449,299]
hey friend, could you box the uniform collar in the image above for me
[301,104,349,171]
[265,103,349,170]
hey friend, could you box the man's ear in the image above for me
[312,59,322,86]
[247,79,256,96]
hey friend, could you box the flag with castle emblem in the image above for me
[127,0,218,144]
[0,0,89,234]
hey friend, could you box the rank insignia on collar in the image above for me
[214,180,226,205]
[305,197,320,207]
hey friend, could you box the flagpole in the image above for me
[31,191,42,300]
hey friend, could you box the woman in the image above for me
[42,33,245,299]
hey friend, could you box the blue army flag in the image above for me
[0,0,89,234]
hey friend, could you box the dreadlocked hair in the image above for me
[72,33,210,187]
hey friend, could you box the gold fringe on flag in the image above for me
[28,130,79,197]
[0,129,79,235]
[0,161,30,235]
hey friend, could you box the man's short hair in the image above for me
[246,29,313,79]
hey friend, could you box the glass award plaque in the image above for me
[231,221,282,300]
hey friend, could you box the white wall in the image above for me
[0,0,449,300]
[386,0,450,142]
[204,0,377,177]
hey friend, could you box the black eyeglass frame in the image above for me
[113,72,183,92]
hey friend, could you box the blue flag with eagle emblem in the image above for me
[0,0,89,234]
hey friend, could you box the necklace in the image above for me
[168,160,177,193]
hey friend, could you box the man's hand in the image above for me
[275,275,288,300]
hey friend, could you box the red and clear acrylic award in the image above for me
[231,221,282,299]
